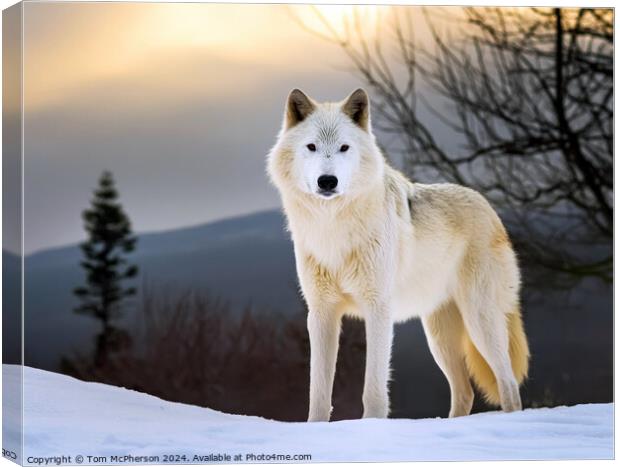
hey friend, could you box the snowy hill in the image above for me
[2,365,613,464]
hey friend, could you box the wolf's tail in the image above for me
[462,310,530,406]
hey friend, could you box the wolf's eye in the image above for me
[340,144,350,152]
[307,144,316,152]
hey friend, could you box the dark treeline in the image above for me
[63,288,367,421]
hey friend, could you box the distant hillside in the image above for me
[3,251,21,365]
[8,210,299,370]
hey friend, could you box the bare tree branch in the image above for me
[295,6,613,284]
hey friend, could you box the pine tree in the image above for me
[74,171,138,367]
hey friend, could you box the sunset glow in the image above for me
[293,4,382,39]
[24,3,354,112]
[19,2,427,253]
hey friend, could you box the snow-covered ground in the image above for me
[2,365,613,464]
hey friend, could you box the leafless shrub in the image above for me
[63,287,366,421]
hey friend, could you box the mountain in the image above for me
[10,210,299,370]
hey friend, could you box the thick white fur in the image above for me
[267,89,526,421]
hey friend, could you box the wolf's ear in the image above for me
[342,88,370,131]
[285,89,316,129]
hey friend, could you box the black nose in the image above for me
[317,175,338,191]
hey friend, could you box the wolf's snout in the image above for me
[317,175,338,191]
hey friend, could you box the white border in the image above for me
[0,2,616,467]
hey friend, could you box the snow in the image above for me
[3,365,614,464]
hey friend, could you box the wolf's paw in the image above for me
[307,405,333,422]
[499,378,522,412]
[362,397,389,419]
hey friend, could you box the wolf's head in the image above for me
[267,89,384,201]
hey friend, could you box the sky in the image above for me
[17,2,451,254]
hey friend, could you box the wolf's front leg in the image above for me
[307,308,342,422]
[362,307,394,418]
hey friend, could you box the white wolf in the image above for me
[267,88,529,422]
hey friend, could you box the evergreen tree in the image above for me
[74,171,138,367]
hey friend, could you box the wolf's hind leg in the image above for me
[456,287,522,413]
[422,301,474,418]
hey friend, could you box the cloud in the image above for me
[20,2,456,253]
[21,3,369,253]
